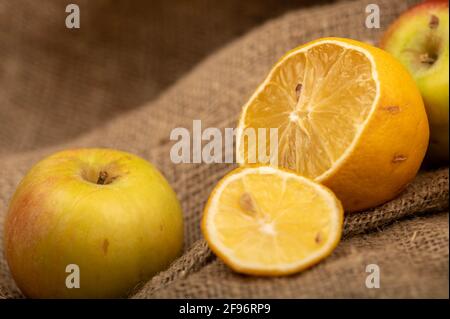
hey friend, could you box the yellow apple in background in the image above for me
[4,148,183,298]
[381,0,449,164]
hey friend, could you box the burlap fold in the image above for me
[1,0,447,299]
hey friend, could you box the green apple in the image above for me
[4,149,183,298]
[381,0,449,164]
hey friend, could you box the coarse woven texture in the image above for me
[0,0,448,298]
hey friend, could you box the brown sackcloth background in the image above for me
[0,0,448,298]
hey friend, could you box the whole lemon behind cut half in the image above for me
[202,166,344,276]
[237,37,429,212]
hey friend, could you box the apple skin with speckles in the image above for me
[4,148,183,298]
[381,0,449,164]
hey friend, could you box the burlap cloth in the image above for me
[0,0,448,298]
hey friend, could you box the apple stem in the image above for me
[419,53,436,65]
[97,171,108,185]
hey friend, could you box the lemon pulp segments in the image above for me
[202,167,343,275]
[238,41,377,179]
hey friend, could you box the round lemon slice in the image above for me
[202,166,343,276]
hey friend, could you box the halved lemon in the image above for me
[237,37,429,212]
[201,166,343,276]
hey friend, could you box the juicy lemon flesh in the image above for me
[240,43,377,179]
[211,171,337,268]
